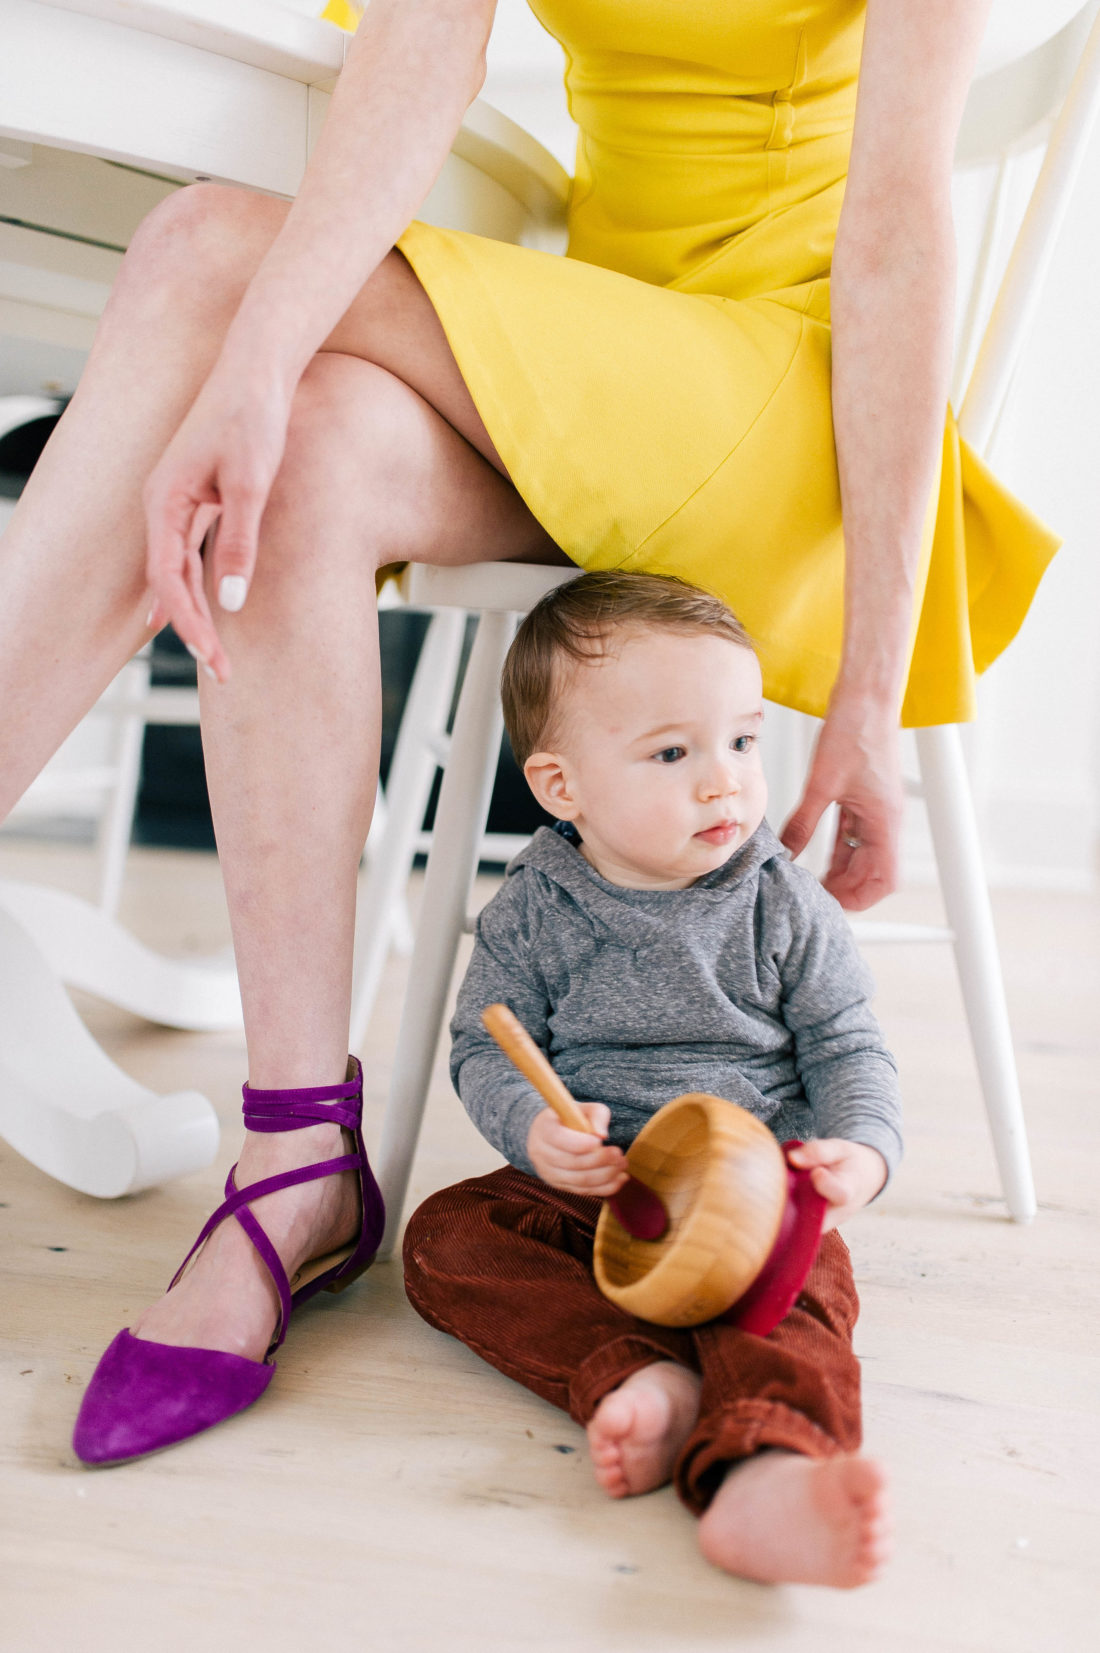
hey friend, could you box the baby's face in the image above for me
[532,628,767,889]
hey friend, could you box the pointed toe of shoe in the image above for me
[73,1329,274,1466]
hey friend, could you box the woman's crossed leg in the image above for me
[0,183,561,1364]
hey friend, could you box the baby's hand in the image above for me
[527,1104,628,1197]
[786,1140,887,1230]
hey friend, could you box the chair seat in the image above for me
[399,560,579,615]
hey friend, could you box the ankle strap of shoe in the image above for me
[242,1058,362,1134]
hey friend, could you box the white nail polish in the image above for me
[219,575,247,613]
[202,662,219,683]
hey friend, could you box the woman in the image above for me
[1,0,1054,1463]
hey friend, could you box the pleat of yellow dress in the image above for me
[388,0,1057,726]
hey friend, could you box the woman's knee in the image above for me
[270,353,393,506]
[118,182,286,295]
[271,354,443,560]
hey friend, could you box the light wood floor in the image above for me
[1,841,1098,1653]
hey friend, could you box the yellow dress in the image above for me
[392,0,1058,726]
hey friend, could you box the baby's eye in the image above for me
[732,734,756,753]
[653,746,686,764]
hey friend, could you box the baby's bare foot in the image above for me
[698,1451,892,1588]
[132,1122,361,1363]
[587,1362,701,1497]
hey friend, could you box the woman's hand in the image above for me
[786,1139,888,1230]
[780,689,904,911]
[527,1104,629,1196]
[142,367,293,683]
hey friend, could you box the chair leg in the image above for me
[916,724,1037,1222]
[362,784,416,953]
[350,610,467,1048]
[374,609,515,1258]
[94,651,151,918]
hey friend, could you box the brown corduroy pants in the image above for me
[403,1165,863,1513]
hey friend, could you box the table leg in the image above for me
[0,902,220,1197]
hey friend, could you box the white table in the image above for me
[0,0,566,1197]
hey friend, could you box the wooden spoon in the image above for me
[481,1003,669,1241]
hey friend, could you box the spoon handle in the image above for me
[481,1001,669,1243]
[481,1003,595,1135]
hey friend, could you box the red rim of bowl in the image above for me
[720,1141,828,1336]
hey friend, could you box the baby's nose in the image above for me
[700,758,740,797]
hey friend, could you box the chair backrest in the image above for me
[955,1,1100,452]
[959,1,1100,166]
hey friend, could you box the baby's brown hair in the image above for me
[501,570,755,766]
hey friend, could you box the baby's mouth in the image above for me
[695,820,740,846]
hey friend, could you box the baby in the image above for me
[403,571,900,1587]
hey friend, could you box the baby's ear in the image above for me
[524,751,578,818]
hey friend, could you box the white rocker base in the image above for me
[0,905,220,1197]
[0,878,242,1031]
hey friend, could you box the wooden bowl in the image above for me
[593,1093,790,1328]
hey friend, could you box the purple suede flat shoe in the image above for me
[73,1057,384,1466]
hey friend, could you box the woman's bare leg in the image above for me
[135,349,556,1359]
[0,184,534,812]
[0,185,560,1359]
[0,192,294,807]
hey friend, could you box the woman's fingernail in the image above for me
[146,607,159,628]
[219,575,247,613]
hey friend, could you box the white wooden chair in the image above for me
[365,1,1100,1251]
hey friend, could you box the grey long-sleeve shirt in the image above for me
[450,822,903,1182]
